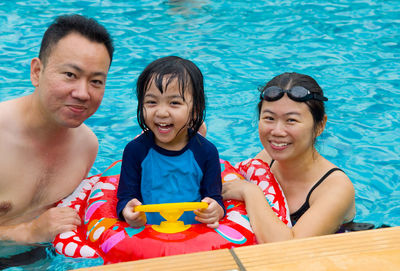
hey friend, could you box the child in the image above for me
[117,56,225,228]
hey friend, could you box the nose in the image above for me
[155,103,170,118]
[270,121,286,136]
[71,80,90,101]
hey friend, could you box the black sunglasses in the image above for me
[260,86,328,102]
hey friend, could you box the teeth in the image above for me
[158,123,169,127]
[272,142,288,147]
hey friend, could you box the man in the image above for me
[0,14,113,243]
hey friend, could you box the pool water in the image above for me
[1,0,399,269]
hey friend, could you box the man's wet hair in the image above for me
[39,14,114,65]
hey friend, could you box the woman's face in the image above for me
[258,95,316,162]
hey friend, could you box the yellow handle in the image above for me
[134,202,209,233]
[135,202,208,213]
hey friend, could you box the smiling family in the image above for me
[0,13,355,249]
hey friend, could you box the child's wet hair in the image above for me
[136,56,205,137]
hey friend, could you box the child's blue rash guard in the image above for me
[117,131,225,225]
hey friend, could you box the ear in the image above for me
[198,122,207,137]
[316,114,327,137]
[30,57,43,88]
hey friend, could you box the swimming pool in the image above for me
[1,0,399,269]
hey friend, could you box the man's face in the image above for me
[31,32,111,128]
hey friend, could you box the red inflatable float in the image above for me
[52,159,290,264]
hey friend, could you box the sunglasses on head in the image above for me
[260,86,328,102]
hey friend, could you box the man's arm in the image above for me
[0,207,81,244]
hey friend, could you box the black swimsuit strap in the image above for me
[304,168,344,203]
[269,159,275,167]
[290,167,344,224]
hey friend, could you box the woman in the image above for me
[222,72,355,243]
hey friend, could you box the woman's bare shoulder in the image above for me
[321,158,352,183]
[254,149,272,164]
[312,158,356,221]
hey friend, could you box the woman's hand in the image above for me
[122,198,147,228]
[194,197,224,229]
[222,179,256,202]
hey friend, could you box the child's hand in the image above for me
[122,198,147,228]
[194,197,224,229]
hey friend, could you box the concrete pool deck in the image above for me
[75,226,400,271]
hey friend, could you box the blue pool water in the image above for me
[1,0,399,269]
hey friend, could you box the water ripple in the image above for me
[1,1,400,268]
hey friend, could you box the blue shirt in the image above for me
[117,131,224,224]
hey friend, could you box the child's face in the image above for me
[143,76,193,151]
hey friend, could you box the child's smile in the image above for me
[156,123,173,133]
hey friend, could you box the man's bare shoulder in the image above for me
[0,97,23,125]
[72,124,99,175]
[0,97,29,141]
[75,124,98,151]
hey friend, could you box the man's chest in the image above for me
[0,151,86,223]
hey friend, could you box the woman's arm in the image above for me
[292,172,355,238]
[222,172,355,243]
[223,179,293,243]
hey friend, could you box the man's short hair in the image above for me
[39,14,114,65]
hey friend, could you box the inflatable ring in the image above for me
[52,159,290,264]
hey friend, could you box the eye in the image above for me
[91,79,104,88]
[287,118,298,123]
[65,72,76,78]
[261,115,274,121]
[144,99,156,105]
[170,100,183,105]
